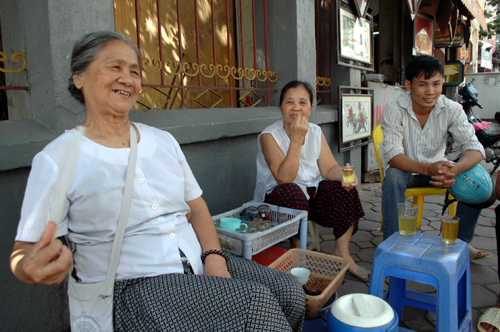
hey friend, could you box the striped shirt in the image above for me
[380,92,484,165]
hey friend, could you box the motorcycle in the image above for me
[458,78,500,174]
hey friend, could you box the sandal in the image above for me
[349,266,370,283]
[478,307,500,332]
[469,244,491,261]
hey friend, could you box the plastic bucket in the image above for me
[327,293,399,331]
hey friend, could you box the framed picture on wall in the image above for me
[434,22,453,47]
[457,43,471,63]
[337,2,374,71]
[444,61,464,86]
[414,13,434,55]
[338,86,374,152]
[451,22,465,47]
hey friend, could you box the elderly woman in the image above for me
[10,31,305,331]
[254,80,368,281]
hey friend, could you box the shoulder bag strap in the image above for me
[105,125,138,283]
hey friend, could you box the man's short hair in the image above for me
[405,55,444,83]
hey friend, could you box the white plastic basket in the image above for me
[212,202,308,259]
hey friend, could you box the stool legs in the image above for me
[369,265,471,332]
[307,220,321,251]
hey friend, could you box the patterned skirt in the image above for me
[113,255,305,331]
[264,180,365,239]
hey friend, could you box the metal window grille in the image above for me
[115,0,277,110]
[315,0,333,105]
[0,18,29,121]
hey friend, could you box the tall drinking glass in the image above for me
[398,202,419,236]
[441,216,460,244]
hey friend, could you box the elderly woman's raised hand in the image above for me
[289,115,309,145]
[10,221,73,285]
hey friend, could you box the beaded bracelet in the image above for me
[201,249,229,263]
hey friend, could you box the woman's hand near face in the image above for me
[289,115,309,145]
[10,221,73,285]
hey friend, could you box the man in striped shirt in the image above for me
[380,55,488,259]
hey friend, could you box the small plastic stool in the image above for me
[368,233,472,332]
[307,220,321,251]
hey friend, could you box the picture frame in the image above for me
[443,62,464,86]
[434,9,464,48]
[434,22,454,48]
[338,86,374,152]
[337,3,374,71]
[457,42,471,63]
[414,13,434,56]
[353,0,370,19]
[451,22,465,47]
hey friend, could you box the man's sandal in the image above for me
[478,307,500,332]
[469,244,491,261]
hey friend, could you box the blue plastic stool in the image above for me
[368,233,472,332]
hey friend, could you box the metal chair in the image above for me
[372,125,456,229]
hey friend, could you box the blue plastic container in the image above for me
[327,294,399,332]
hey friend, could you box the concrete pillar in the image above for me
[21,0,115,133]
[267,0,317,103]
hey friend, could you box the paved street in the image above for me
[278,161,499,331]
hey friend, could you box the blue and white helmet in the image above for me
[448,164,495,209]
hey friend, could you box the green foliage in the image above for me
[479,0,500,43]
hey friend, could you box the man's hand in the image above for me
[10,221,73,285]
[429,162,457,188]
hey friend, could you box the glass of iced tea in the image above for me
[398,202,419,236]
[441,216,460,244]
[341,165,355,185]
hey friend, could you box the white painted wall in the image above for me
[364,82,407,172]
[464,72,500,119]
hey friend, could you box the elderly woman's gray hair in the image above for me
[68,31,141,104]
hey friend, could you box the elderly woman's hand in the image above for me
[341,176,359,191]
[289,115,309,145]
[341,163,359,191]
[203,255,232,278]
[10,221,73,285]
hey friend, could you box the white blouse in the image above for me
[253,120,323,201]
[15,123,204,283]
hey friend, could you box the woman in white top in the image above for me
[10,31,305,331]
[254,80,368,281]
